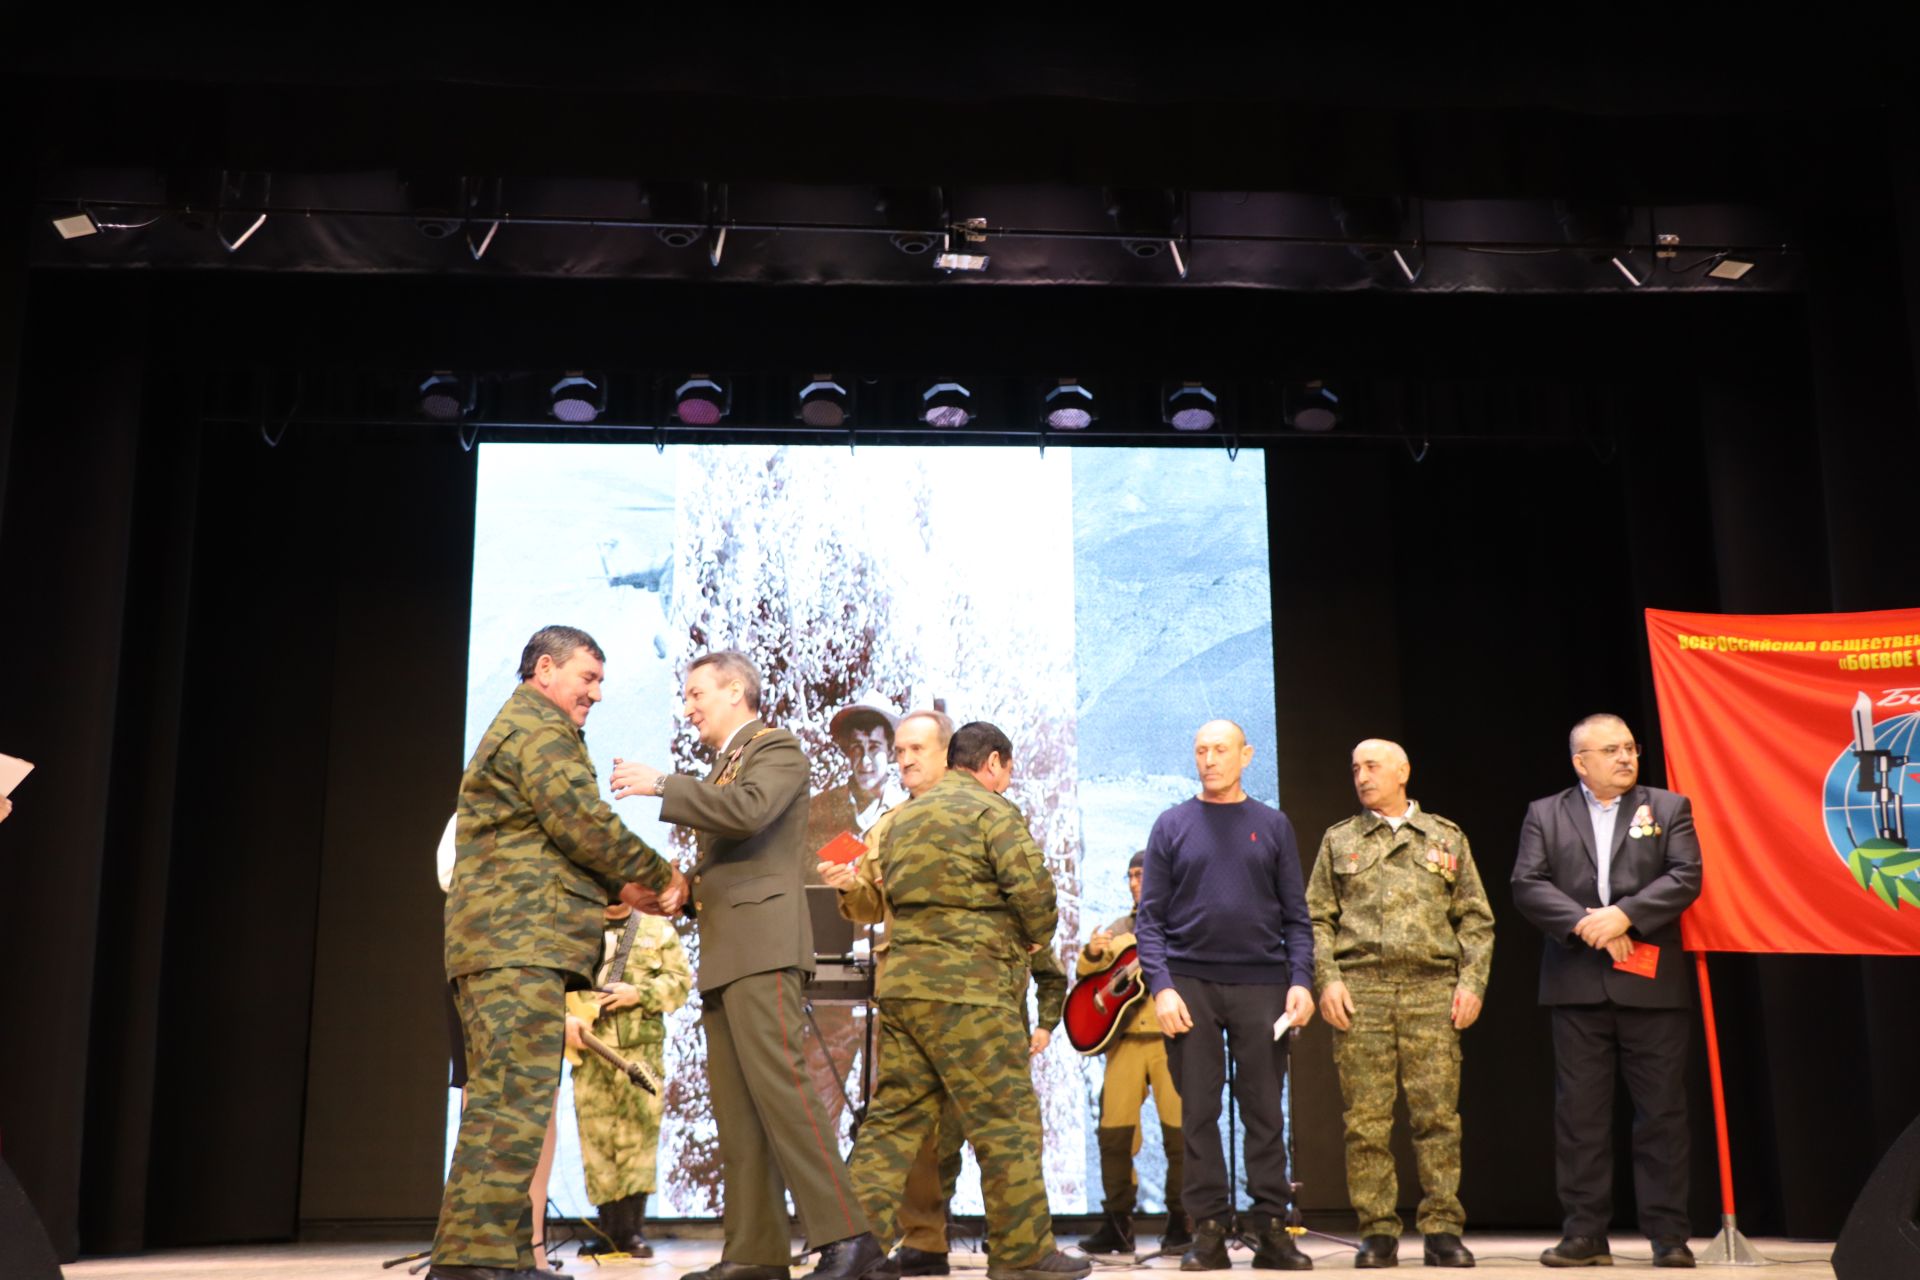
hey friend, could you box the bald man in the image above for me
[1305,740,1494,1269]
[1134,720,1316,1271]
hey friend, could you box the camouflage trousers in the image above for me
[849,999,1054,1269]
[433,966,566,1269]
[572,1035,667,1204]
[898,1097,965,1252]
[1330,979,1465,1237]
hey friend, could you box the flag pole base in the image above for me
[1698,1214,1769,1266]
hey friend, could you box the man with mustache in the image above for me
[1511,714,1702,1269]
[432,626,688,1280]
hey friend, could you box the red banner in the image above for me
[1646,606,1920,954]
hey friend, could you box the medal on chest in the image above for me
[1422,838,1458,879]
[1628,803,1661,839]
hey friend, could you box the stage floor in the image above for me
[63,1234,1837,1278]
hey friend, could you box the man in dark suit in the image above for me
[613,652,886,1280]
[1511,713,1703,1270]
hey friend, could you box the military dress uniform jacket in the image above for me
[1511,783,1701,1008]
[659,718,814,993]
[1305,806,1495,996]
[870,771,1059,1011]
[446,683,677,986]
[1075,911,1160,1037]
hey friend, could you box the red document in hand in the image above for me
[1613,942,1660,979]
[817,831,868,866]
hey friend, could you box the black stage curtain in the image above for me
[2,241,1917,1262]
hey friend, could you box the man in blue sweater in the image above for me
[1136,720,1317,1272]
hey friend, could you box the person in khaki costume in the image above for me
[1305,739,1493,1270]
[1074,850,1187,1257]
[612,651,886,1280]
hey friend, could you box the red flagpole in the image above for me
[1693,950,1766,1264]
[1694,951,1737,1215]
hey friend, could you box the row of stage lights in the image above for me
[414,371,1344,434]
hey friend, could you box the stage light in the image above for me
[879,186,944,256]
[921,381,973,429]
[417,372,474,421]
[1164,381,1218,432]
[674,376,728,425]
[1286,380,1342,432]
[1043,379,1095,430]
[798,376,850,427]
[51,209,99,239]
[549,372,603,424]
[1708,257,1755,281]
[402,174,470,240]
[1108,187,1178,259]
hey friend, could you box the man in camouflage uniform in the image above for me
[832,720,1088,1280]
[1074,851,1187,1257]
[568,901,692,1259]
[1305,739,1494,1270]
[433,625,686,1280]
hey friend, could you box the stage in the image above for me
[61,1235,1837,1277]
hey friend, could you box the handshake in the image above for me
[620,866,692,916]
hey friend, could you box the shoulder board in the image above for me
[1422,811,1462,832]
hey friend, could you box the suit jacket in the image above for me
[1510,783,1702,1008]
[660,718,815,993]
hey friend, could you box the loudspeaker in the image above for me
[0,1156,61,1279]
[1833,1109,1920,1280]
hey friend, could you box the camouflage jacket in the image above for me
[840,798,1067,1027]
[1305,804,1495,996]
[869,772,1059,1011]
[445,683,676,984]
[592,912,693,1049]
[1075,911,1159,1037]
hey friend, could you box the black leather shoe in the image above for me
[1180,1217,1233,1271]
[1422,1233,1472,1267]
[1247,1213,1313,1270]
[985,1249,1093,1280]
[893,1246,950,1276]
[1539,1236,1611,1267]
[810,1233,891,1280]
[1354,1233,1399,1268]
[1161,1211,1195,1250]
[1080,1211,1136,1255]
[1651,1239,1695,1268]
[693,1264,794,1280]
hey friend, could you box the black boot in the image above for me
[623,1192,654,1259]
[1179,1217,1232,1271]
[1159,1124,1191,1248]
[1079,1211,1135,1255]
[1247,1212,1312,1271]
[580,1199,626,1256]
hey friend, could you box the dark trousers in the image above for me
[1163,975,1294,1222]
[1550,1004,1690,1242]
[705,968,870,1264]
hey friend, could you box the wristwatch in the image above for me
[652,773,669,798]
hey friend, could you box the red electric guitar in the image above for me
[1063,942,1149,1054]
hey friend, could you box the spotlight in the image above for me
[417,372,474,421]
[1286,380,1342,432]
[1043,379,1095,430]
[640,181,709,249]
[921,381,973,429]
[1708,257,1755,281]
[1164,381,1218,432]
[402,174,471,240]
[879,186,945,255]
[1108,187,1179,260]
[549,372,604,424]
[674,376,728,425]
[798,375,850,428]
[51,209,99,239]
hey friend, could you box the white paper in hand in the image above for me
[1272,1011,1295,1040]
[0,753,34,798]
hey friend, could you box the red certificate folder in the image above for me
[817,830,868,866]
[1612,941,1660,979]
